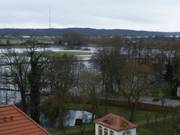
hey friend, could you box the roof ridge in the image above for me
[0,104,13,108]
[11,105,51,135]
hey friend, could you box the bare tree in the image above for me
[78,70,101,122]
[27,44,48,123]
[62,32,86,48]
[3,40,48,123]
[43,54,76,135]
[93,48,124,112]
[4,51,29,113]
[120,61,153,121]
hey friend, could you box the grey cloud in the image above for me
[0,0,180,31]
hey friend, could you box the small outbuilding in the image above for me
[95,113,137,135]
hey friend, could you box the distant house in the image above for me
[95,113,137,135]
[177,86,180,97]
[0,105,51,135]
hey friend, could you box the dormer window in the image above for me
[110,130,114,135]
[104,128,108,135]
[98,126,102,135]
[123,130,131,135]
[127,130,131,135]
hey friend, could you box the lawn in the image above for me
[2,50,93,57]
[137,117,180,135]
[64,103,171,124]
[49,117,180,135]
[49,103,176,135]
[49,123,94,135]
[45,51,93,57]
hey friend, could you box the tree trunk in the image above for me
[129,102,137,122]
[104,90,108,113]
[21,91,27,113]
[30,87,40,123]
[91,113,95,122]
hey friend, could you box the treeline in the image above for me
[0,28,174,37]
[89,36,180,48]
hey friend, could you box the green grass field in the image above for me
[48,103,176,135]
[45,51,93,57]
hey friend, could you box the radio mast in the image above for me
[49,7,52,29]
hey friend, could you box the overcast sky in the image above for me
[0,0,180,32]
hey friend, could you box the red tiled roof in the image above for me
[0,105,51,135]
[95,113,137,131]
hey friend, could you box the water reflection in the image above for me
[0,46,96,54]
[0,90,20,104]
[41,110,93,128]
[65,110,92,126]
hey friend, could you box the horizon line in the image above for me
[0,27,178,33]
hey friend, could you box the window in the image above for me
[98,126,102,135]
[109,130,114,135]
[127,130,131,135]
[123,130,131,135]
[104,128,108,135]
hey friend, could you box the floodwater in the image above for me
[41,110,93,128]
[0,46,96,54]
[0,46,94,127]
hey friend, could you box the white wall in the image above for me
[117,128,136,135]
[177,87,180,97]
[95,123,136,135]
[95,123,118,135]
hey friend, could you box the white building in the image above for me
[177,86,180,97]
[95,113,137,135]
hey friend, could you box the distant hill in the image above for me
[0,28,180,37]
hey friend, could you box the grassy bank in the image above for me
[49,117,180,135]
[1,50,93,57]
[137,117,180,135]
[48,103,176,135]
[64,103,172,124]
[49,124,94,135]
[45,51,93,57]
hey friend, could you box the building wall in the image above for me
[95,123,136,135]
[95,123,118,135]
[117,128,136,135]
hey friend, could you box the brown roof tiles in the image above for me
[95,113,137,131]
[0,105,51,135]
